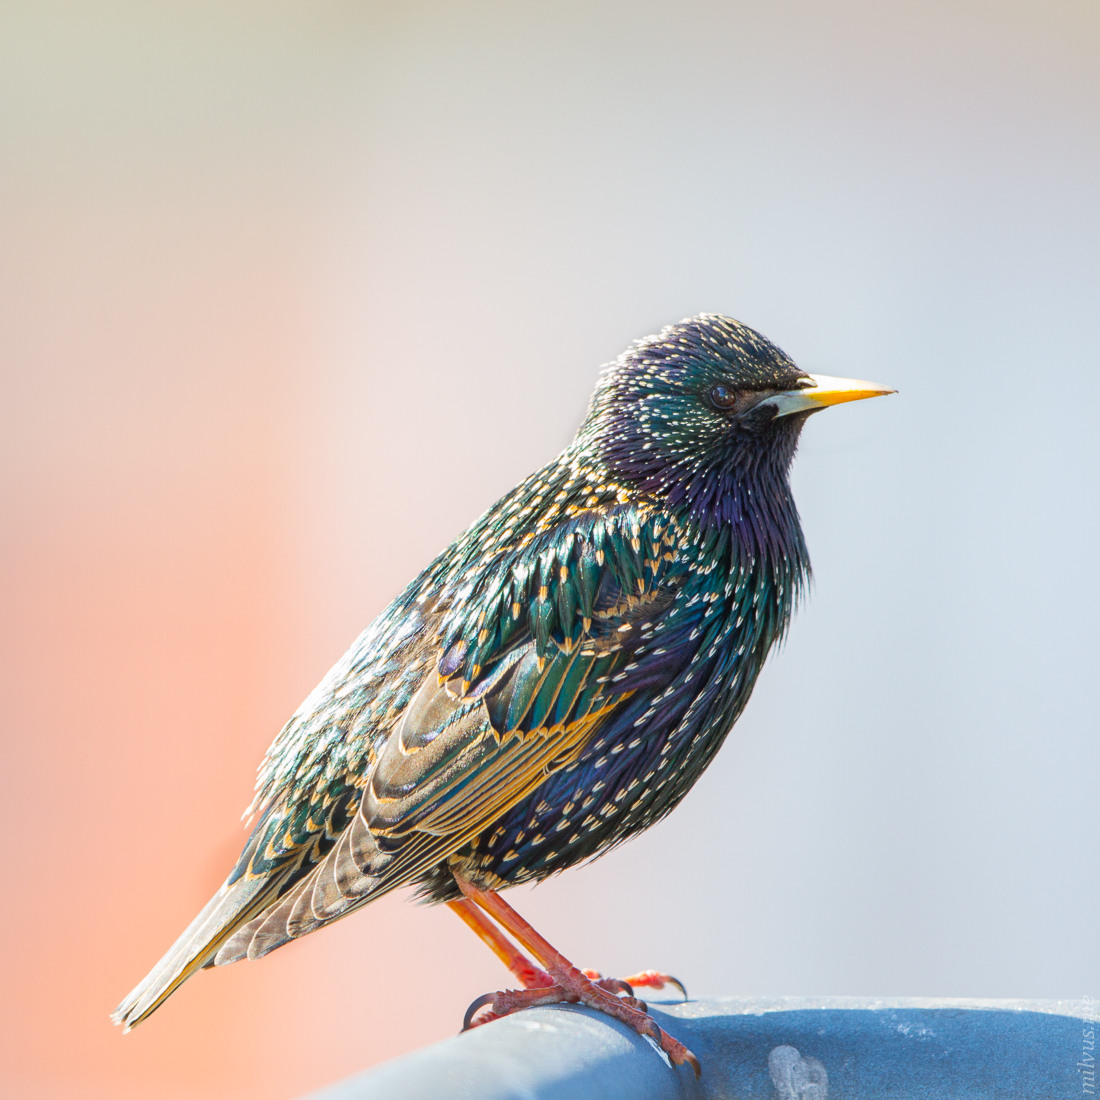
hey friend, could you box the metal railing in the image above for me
[302,996,1092,1099]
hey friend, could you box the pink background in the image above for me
[3,3,1098,1097]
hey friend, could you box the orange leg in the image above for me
[452,874,700,1077]
[445,899,551,989]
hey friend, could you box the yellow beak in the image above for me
[766,373,896,418]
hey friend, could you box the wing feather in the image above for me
[115,504,689,1022]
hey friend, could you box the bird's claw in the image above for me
[461,991,501,1031]
[621,969,688,1002]
[460,968,698,1075]
[591,975,634,998]
[583,968,688,1002]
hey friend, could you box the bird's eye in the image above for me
[709,384,740,410]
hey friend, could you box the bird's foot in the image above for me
[462,964,699,1076]
[581,968,688,1001]
[462,970,638,1026]
[472,963,677,1001]
[451,877,699,1075]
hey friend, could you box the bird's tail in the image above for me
[111,873,276,1031]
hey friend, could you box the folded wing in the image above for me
[114,504,684,1027]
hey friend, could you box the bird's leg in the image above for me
[445,900,638,998]
[445,899,552,988]
[453,874,700,1077]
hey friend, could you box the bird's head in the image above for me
[577,314,893,528]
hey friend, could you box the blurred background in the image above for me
[2,1,1098,1097]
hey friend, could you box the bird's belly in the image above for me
[442,633,766,894]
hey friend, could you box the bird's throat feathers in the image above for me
[580,416,810,579]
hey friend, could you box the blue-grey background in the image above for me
[2,3,1097,1097]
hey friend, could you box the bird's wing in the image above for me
[215,504,690,960]
[113,505,692,1028]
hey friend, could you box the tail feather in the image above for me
[111,873,281,1031]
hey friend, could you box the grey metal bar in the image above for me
[302,996,1094,1100]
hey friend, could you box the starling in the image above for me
[113,314,892,1072]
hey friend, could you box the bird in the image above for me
[113,313,893,1073]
